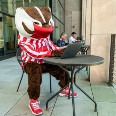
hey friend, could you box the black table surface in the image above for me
[43,54,104,66]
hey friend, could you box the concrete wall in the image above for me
[82,0,116,83]
[65,0,82,38]
[65,0,116,83]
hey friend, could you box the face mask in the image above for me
[31,24,54,39]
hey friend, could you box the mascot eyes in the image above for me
[34,21,42,26]
[34,21,50,28]
[34,22,39,25]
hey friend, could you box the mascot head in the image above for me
[15,6,54,39]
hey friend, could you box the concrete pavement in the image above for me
[0,57,116,116]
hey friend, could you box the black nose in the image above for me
[42,23,50,28]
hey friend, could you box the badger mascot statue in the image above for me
[15,6,77,115]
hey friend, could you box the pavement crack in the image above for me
[49,95,59,116]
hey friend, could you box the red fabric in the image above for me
[31,24,54,39]
[29,99,42,115]
[18,34,59,64]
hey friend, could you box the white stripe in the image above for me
[31,57,35,62]
[49,16,54,26]
[34,7,46,23]
[48,7,51,12]
[25,56,30,62]
[24,45,47,57]
[22,8,35,22]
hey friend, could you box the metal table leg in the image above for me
[74,67,97,112]
[70,66,76,116]
[46,65,77,116]
[46,65,97,115]
[46,65,70,110]
[60,66,77,116]
[46,85,69,110]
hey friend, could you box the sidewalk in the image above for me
[0,57,116,116]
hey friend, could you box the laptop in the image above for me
[58,42,83,59]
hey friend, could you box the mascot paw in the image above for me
[51,50,64,57]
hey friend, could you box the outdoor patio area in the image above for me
[0,57,116,116]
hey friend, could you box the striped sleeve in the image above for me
[47,38,60,51]
[19,40,52,59]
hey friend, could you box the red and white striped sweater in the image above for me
[18,34,60,64]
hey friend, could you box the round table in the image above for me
[43,54,104,116]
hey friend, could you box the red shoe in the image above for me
[59,87,78,97]
[29,99,42,115]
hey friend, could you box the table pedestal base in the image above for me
[46,66,97,116]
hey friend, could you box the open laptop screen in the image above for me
[60,42,83,59]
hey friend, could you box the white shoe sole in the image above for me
[59,93,78,97]
[29,105,42,115]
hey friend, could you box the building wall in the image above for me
[65,0,116,83]
[82,0,116,83]
[51,0,65,43]
[65,0,82,38]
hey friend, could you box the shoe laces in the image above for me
[64,87,73,93]
[30,100,40,110]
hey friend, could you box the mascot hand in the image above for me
[51,49,64,57]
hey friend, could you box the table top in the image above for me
[43,55,104,66]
